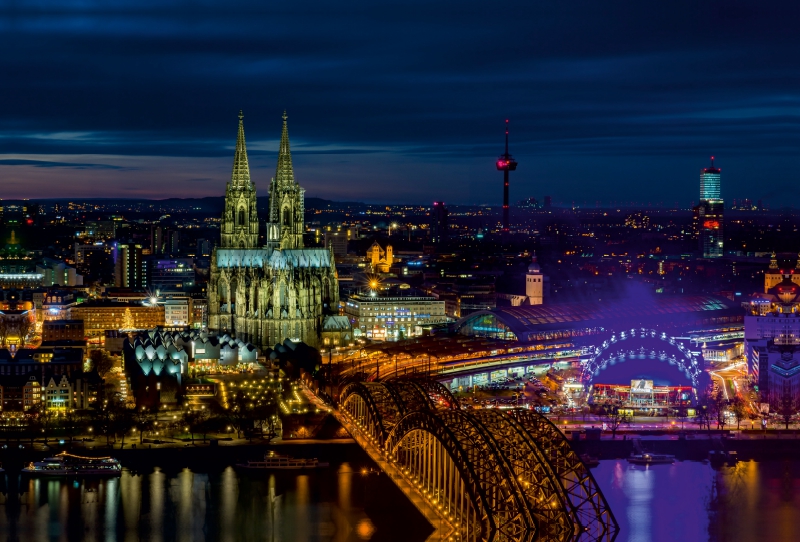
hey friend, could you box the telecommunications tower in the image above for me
[496,119,517,232]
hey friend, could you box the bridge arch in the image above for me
[581,327,703,390]
[339,380,459,446]
[508,409,618,540]
[385,409,533,541]
[339,382,399,445]
[339,383,619,541]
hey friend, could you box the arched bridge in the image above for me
[337,380,618,542]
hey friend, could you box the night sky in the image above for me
[2,1,800,205]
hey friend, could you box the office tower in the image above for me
[115,243,146,288]
[697,157,724,258]
[151,225,164,255]
[430,201,449,244]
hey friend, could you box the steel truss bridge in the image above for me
[337,380,618,542]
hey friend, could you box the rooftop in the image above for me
[458,295,741,339]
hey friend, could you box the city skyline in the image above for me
[2,1,800,204]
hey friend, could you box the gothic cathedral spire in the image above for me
[275,111,295,186]
[220,111,259,249]
[267,111,305,251]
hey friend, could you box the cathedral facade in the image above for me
[208,112,339,349]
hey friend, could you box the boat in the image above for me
[21,452,122,476]
[708,450,738,465]
[236,452,329,470]
[579,454,600,468]
[627,452,675,465]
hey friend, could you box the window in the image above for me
[238,208,245,226]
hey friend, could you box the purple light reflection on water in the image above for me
[593,459,800,542]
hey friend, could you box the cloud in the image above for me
[0,159,127,169]
[2,0,800,203]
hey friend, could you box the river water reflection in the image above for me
[0,459,432,542]
[593,459,800,542]
[6,456,800,541]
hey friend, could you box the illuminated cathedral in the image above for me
[208,112,339,349]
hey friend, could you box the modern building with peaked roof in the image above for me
[208,112,339,349]
[456,295,742,343]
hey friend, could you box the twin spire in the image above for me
[229,110,296,189]
[230,110,252,189]
[275,111,295,186]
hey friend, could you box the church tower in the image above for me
[266,112,305,251]
[220,111,259,249]
[525,254,544,305]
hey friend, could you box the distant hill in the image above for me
[37,196,366,211]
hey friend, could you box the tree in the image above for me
[133,409,156,443]
[90,403,114,446]
[62,409,83,442]
[0,315,8,346]
[729,396,747,430]
[28,404,57,445]
[182,409,209,444]
[773,386,797,430]
[121,308,134,331]
[111,405,135,449]
[710,388,729,430]
[18,316,34,347]
[675,404,689,430]
[696,391,714,432]
[89,349,115,377]
[600,403,631,439]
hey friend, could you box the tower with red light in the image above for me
[496,119,517,232]
[696,156,724,258]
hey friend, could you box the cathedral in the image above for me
[208,112,339,349]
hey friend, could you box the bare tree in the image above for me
[600,403,631,439]
[0,315,9,346]
[729,395,746,430]
[18,316,34,347]
[675,404,689,430]
[710,388,729,430]
[696,391,713,432]
[772,386,797,430]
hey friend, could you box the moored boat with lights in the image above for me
[22,452,122,476]
[236,451,329,470]
[627,452,675,465]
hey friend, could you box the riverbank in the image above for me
[572,433,800,461]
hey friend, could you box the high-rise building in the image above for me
[114,243,146,288]
[74,242,114,283]
[430,202,449,244]
[543,196,552,209]
[146,257,195,291]
[151,225,164,255]
[167,230,181,256]
[323,230,348,258]
[36,258,83,287]
[697,157,724,258]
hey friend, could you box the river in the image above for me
[0,449,432,542]
[593,459,800,542]
[3,453,800,541]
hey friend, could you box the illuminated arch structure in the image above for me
[581,328,707,402]
[340,380,617,542]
